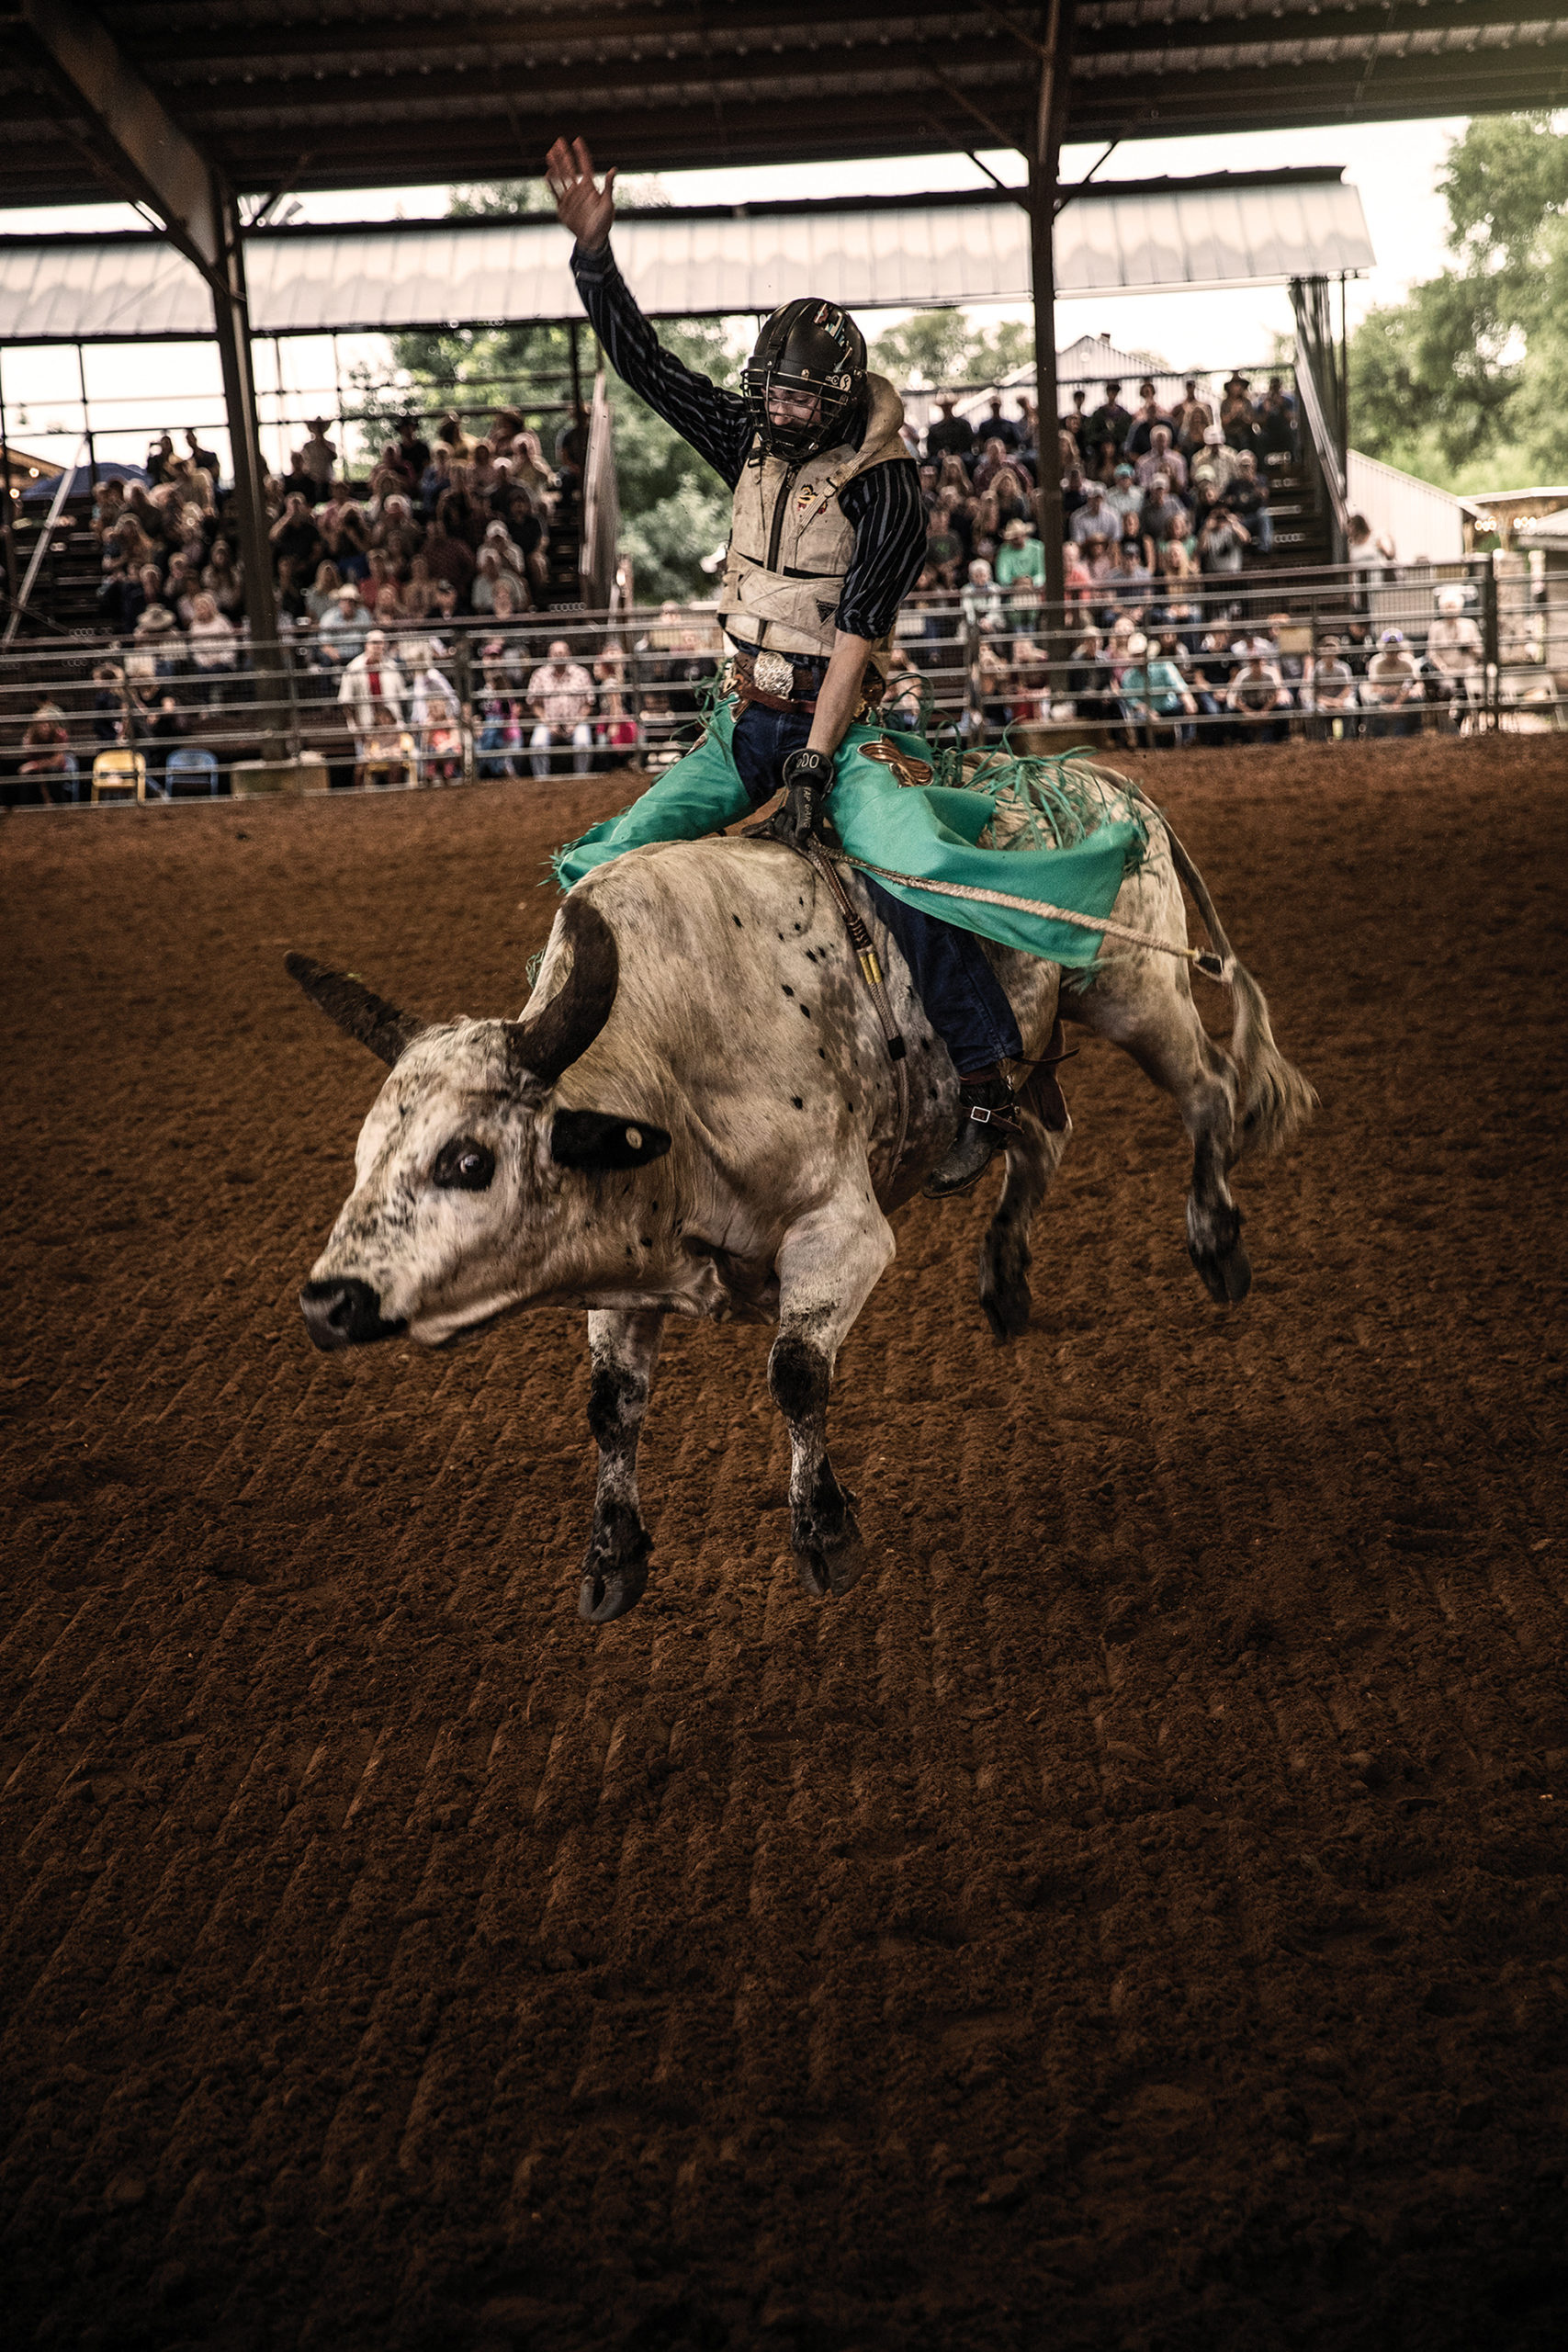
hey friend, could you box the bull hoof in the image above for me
[795,1526,865,1600]
[579,1558,649,1623]
[578,1512,652,1624]
[1188,1238,1252,1306]
[791,1477,863,1600]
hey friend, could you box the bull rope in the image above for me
[830,853,1235,983]
[800,840,912,1191]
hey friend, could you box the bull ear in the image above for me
[503,896,618,1091]
[551,1110,671,1172]
[286,953,427,1067]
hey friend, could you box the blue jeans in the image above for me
[730,700,1022,1076]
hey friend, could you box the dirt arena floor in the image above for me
[2,734,1565,2352]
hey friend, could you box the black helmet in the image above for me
[742,298,867,461]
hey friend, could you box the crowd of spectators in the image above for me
[4,370,1513,799]
[900,591,1486,749]
[909,370,1301,621]
[882,370,1495,745]
[56,401,663,789]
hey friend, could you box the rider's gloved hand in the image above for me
[766,745,835,847]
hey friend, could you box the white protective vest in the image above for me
[718,372,908,665]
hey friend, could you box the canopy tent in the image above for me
[0,171,1373,345]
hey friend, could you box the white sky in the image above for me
[0,118,1463,474]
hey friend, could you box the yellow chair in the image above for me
[354,730,418,791]
[91,749,148,804]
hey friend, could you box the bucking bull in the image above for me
[289,777,1314,1623]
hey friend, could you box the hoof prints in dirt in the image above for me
[1,740,1565,2351]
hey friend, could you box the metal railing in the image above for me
[3,551,1562,808]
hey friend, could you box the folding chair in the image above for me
[90,749,147,804]
[164,747,221,798]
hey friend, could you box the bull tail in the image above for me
[1164,819,1318,1160]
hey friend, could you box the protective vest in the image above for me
[718,372,908,663]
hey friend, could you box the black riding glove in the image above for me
[765,745,835,846]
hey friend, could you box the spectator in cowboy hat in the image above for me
[318,582,370,666]
[1362,628,1423,737]
[1425,586,1484,722]
[1192,425,1241,498]
[1086,379,1132,452]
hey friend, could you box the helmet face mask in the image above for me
[743,298,868,461]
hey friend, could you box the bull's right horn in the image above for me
[502,896,619,1089]
[285,954,428,1067]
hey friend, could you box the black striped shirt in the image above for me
[571,241,927,642]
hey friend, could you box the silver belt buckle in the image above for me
[752,650,796,698]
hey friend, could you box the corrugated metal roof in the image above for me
[0,175,1373,345]
[6,2,1565,206]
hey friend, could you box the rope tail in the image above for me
[1159,809,1318,1160]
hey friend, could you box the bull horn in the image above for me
[285,953,428,1067]
[503,896,618,1089]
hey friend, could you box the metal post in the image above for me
[1028,0,1076,682]
[1029,155,1064,631]
[1481,552,1500,732]
[332,332,344,485]
[454,629,475,786]
[75,343,98,492]
[0,348,17,606]
[209,180,285,760]
[1338,272,1349,462]
[273,333,286,481]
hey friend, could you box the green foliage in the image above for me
[1348,112,1568,492]
[1349,275,1520,471]
[447,180,555,219]
[870,309,1033,388]
[447,175,670,220]
[604,320,736,601]
[1439,112,1568,275]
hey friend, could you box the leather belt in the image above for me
[728,647,886,718]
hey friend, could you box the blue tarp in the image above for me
[20,460,149,504]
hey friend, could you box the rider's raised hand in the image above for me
[547,137,617,253]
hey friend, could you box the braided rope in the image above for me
[834,854,1233,980]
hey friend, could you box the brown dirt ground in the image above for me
[2,735,1566,2352]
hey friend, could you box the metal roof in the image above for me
[3,2,1565,208]
[0,172,1373,343]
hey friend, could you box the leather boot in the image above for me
[923,1072,1022,1198]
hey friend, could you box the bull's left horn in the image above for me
[285,954,428,1067]
[503,896,618,1088]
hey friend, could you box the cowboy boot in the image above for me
[923,1070,1022,1199]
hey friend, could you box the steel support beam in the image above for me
[20,0,282,752]
[1029,0,1076,639]
[209,193,288,752]
[19,0,221,277]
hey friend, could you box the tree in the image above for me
[870,309,1033,388]
[1348,111,1568,492]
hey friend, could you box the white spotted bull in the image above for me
[290,803,1313,1623]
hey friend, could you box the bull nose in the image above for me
[299,1277,406,1351]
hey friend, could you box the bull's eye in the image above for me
[433,1136,495,1193]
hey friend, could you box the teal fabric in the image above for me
[1121,660,1190,718]
[553,697,1144,970]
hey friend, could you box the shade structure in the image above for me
[0,173,1373,346]
[4,1,1564,207]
